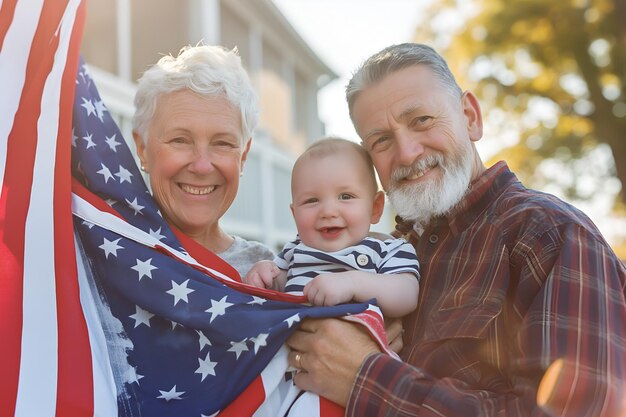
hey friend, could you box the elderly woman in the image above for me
[131,45,273,276]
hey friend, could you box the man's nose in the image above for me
[396,131,425,167]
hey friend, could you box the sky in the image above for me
[272,0,430,142]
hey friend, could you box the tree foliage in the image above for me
[414,0,626,210]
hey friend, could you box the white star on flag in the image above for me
[251,333,269,354]
[166,279,195,306]
[96,163,115,183]
[82,132,96,149]
[248,296,267,305]
[126,197,145,215]
[285,314,301,328]
[115,165,133,183]
[149,227,166,241]
[196,330,212,350]
[205,296,233,323]
[80,96,96,117]
[105,134,121,151]
[129,305,154,328]
[195,352,217,381]
[130,258,157,281]
[99,237,123,259]
[157,385,185,401]
[228,339,249,359]
[94,99,107,121]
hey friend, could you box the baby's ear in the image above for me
[370,191,385,224]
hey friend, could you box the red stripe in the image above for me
[0,1,69,415]
[319,397,345,417]
[218,374,266,416]
[0,0,17,47]
[53,2,94,416]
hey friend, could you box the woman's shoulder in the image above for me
[228,236,275,260]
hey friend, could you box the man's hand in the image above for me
[286,318,381,406]
[385,317,404,353]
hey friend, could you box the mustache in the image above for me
[390,154,444,185]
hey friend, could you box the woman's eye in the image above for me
[339,193,353,200]
[303,198,318,204]
[170,137,188,144]
[214,140,237,148]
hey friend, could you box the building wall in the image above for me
[80,0,335,250]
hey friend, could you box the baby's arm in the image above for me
[243,260,288,291]
[303,271,419,317]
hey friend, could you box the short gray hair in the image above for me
[346,43,463,118]
[133,44,259,143]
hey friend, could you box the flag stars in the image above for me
[126,197,145,215]
[115,165,133,183]
[97,163,115,183]
[228,339,249,359]
[125,367,144,385]
[195,352,217,381]
[285,314,301,328]
[248,296,267,305]
[149,227,166,241]
[131,258,157,281]
[129,305,154,328]
[105,134,121,152]
[205,296,233,323]
[99,237,123,259]
[196,330,212,350]
[94,99,107,122]
[82,132,96,149]
[80,97,96,117]
[157,385,184,402]
[166,279,195,306]
[251,333,269,354]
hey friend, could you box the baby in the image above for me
[244,138,419,317]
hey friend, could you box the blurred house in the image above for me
[80,0,336,251]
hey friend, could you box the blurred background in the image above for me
[81,0,626,258]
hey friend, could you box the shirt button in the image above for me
[428,234,439,244]
[356,254,369,266]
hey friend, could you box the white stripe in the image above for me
[76,235,118,417]
[252,345,302,417]
[15,1,82,416]
[71,192,236,283]
[0,0,44,194]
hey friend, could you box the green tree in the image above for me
[415,0,626,256]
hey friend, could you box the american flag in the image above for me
[0,1,393,416]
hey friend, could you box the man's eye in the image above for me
[304,198,318,204]
[411,116,433,127]
[338,193,354,200]
[369,136,390,151]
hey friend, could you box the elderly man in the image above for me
[287,43,626,417]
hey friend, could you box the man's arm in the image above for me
[287,224,626,416]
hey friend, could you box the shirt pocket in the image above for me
[421,302,502,342]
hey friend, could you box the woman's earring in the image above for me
[240,171,243,177]
[141,165,147,172]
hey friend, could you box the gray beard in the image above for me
[387,147,473,234]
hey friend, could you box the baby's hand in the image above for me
[304,272,356,306]
[243,260,280,289]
